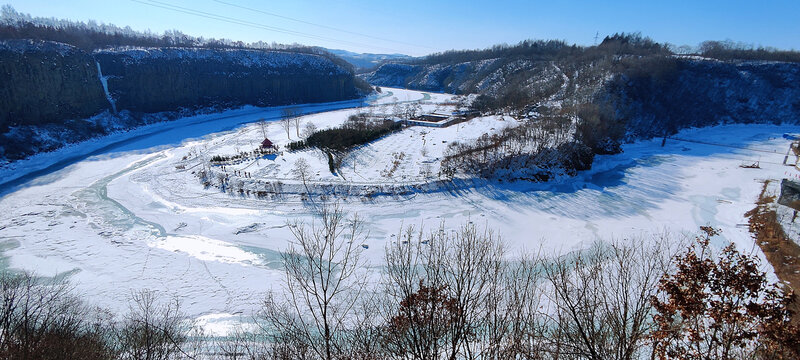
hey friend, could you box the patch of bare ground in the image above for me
[746,180,800,323]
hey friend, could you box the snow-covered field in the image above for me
[177,112,518,198]
[180,90,471,186]
[1,87,797,333]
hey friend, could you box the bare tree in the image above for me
[542,236,673,360]
[281,108,299,140]
[378,104,389,118]
[0,271,115,360]
[651,227,800,360]
[477,251,548,360]
[419,163,432,178]
[303,122,318,138]
[345,293,385,360]
[0,272,200,360]
[344,113,370,131]
[115,289,190,360]
[456,95,470,111]
[292,158,311,193]
[258,117,267,139]
[391,104,404,120]
[382,222,511,360]
[382,225,450,360]
[281,118,291,140]
[259,204,369,360]
[293,113,302,138]
[404,103,422,119]
[217,326,272,360]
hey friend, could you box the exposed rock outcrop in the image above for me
[0,41,368,161]
[0,39,109,131]
[94,47,361,113]
[363,57,800,139]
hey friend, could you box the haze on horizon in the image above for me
[4,0,799,57]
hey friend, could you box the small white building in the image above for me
[405,113,459,128]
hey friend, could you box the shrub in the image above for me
[0,272,194,360]
[651,227,800,359]
[288,118,401,152]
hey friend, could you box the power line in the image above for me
[213,0,434,51]
[135,0,396,51]
[129,0,405,53]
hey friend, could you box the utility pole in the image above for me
[594,31,600,45]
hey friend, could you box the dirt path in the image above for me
[746,179,800,322]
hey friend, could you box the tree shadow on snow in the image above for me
[459,125,798,220]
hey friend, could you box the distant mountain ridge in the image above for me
[325,48,413,71]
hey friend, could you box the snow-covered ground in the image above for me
[184,111,515,195]
[1,87,797,333]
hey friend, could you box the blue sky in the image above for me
[5,0,800,56]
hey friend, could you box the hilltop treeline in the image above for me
[0,41,367,161]
[0,5,355,71]
[414,33,798,68]
[698,40,800,63]
[415,33,671,66]
[364,33,677,98]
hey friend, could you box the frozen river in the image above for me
[0,88,796,332]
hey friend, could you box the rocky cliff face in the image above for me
[362,58,572,108]
[94,47,361,113]
[0,41,367,161]
[364,57,800,139]
[610,59,800,140]
[362,60,523,94]
[0,39,109,131]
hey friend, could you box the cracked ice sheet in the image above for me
[115,124,800,282]
[1,87,797,335]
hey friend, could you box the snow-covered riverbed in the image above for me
[0,87,796,333]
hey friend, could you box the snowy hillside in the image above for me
[362,46,800,144]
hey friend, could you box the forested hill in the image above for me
[0,4,354,70]
[361,35,800,181]
[0,6,372,162]
[362,35,800,143]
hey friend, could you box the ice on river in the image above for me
[0,88,797,333]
